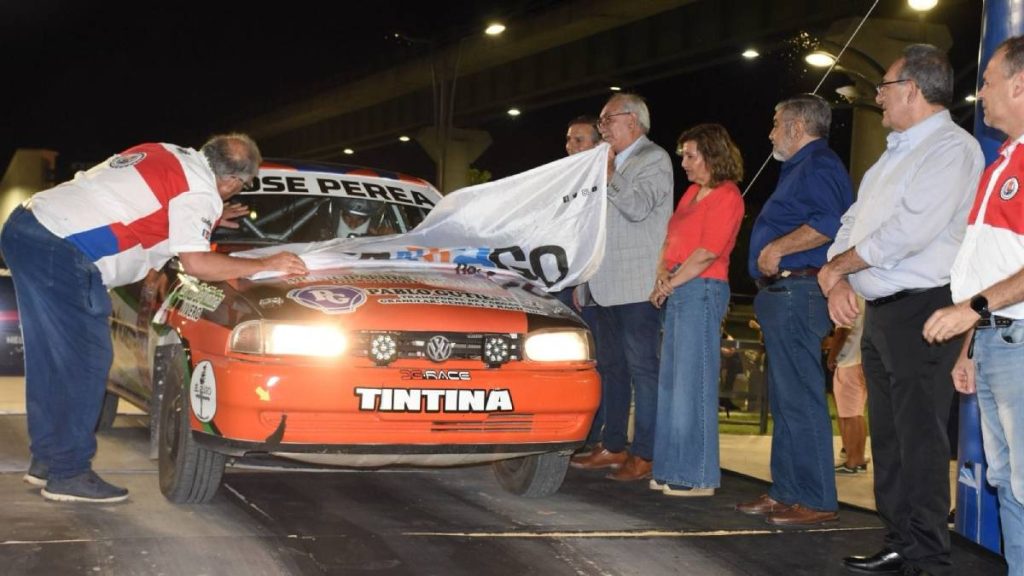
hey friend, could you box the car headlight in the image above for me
[523,329,591,362]
[230,320,347,357]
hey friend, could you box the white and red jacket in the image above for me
[30,143,223,288]
[951,136,1024,319]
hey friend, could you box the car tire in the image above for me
[157,350,226,504]
[95,390,119,432]
[492,452,570,498]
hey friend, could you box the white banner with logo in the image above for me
[241,144,608,291]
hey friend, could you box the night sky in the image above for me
[3,0,985,264]
[1,0,549,169]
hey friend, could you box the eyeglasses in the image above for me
[228,175,252,188]
[598,111,632,125]
[875,79,911,94]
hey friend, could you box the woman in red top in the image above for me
[649,123,744,497]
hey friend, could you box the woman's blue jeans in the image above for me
[652,278,729,489]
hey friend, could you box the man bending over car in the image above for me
[0,133,307,503]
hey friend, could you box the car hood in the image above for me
[212,264,581,333]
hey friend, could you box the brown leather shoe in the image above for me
[735,494,791,515]
[606,454,652,481]
[573,442,602,458]
[570,447,628,470]
[765,504,838,526]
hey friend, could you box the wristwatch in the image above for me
[970,294,991,320]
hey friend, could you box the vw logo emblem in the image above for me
[426,335,453,362]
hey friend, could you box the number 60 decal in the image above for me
[489,245,568,287]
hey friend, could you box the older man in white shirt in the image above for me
[818,44,985,576]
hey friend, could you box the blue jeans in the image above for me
[755,277,837,511]
[653,279,729,488]
[974,324,1024,574]
[594,301,660,459]
[1,206,113,480]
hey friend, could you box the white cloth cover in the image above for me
[241,144,609,291]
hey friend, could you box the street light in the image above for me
[393,19,508,192]
[805,51,836,67]
[804,43,885,79]
[908,0,938,12]
[427,22,509,191]
[742,48,760,59]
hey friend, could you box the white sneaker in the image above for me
[649,479,665,491]
[663,483,715,497]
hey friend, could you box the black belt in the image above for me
[976,315,1014,329]
[755,268,820,290]
[968,315,1016,358]
[866,287,931,307]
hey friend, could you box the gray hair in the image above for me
[607,93,651,133]
[201,133,262,181]
[996,35,1024,77]
[898,44,953,108]
[775,94,832,139]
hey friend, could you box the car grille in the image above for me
[430,413,534,432]
[351,330,521,363]
[259,411,585,435]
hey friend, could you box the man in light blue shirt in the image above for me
[818,45,984,576]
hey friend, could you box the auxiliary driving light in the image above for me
[370,333,398,366]
[482,335,512,367]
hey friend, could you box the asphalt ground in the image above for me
[0,414,1006,576]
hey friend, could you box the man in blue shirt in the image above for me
[736,94,853,526]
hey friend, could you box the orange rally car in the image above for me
[104,160,600,503]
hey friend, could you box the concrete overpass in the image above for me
[236,0,961,192]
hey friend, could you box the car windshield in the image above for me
[213,194,432,246]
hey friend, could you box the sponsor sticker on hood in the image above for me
[288,285,367,314]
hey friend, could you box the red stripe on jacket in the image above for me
[113,144,191,251]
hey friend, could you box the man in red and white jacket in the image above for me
[924,36,1024,575]
[0,134,307,503]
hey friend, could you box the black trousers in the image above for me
[861,286,961,576]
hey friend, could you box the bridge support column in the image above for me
[416,127,491,194]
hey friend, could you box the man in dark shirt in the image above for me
[735,94,853,526]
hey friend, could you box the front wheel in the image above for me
[492,452,570,498]
[157,349,226,503]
